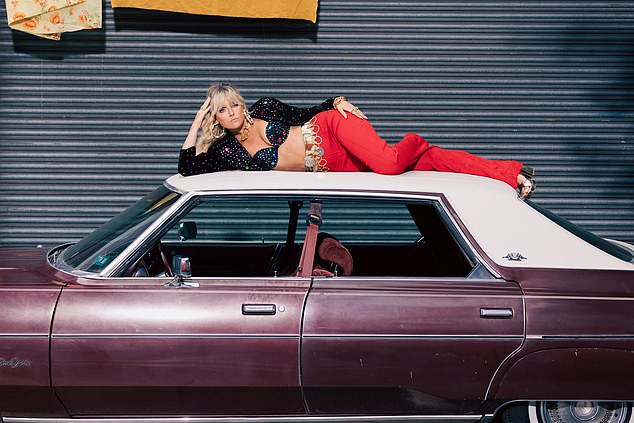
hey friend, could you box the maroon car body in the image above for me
[1,171,632,423]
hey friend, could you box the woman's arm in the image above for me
[178,97,225,176]
[178,147,203,176]
[182,97,210,150]
[249,96,366,125]
[249,97,332,125]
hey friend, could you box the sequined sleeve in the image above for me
[178,146,229,176]
[249,97,335,125]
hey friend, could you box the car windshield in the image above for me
[60,186,181,273]
[528,201,633,263]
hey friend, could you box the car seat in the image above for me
[312,232,353,276]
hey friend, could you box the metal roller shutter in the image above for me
[1,1,633,246]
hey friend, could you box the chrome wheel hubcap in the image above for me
[534,401,629,423]
[569,402,600,421]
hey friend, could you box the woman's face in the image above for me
[215,97,245,132]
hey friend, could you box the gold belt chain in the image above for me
[301,119,328,172]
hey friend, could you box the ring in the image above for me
[353,107,359,111]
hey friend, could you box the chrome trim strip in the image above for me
[71,274,507,285]
[189,189,443,200]
[50,333,524,340]
[70,274,309,285]
[4,415,482,423]
[0,334,48,338]
[526,335,634,340]
[52,333,297,339]
[303,334,523,340]
[525,295,634,301]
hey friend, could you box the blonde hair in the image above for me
[197,82,247,154]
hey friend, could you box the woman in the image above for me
[179,82,536,199]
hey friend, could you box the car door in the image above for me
[51,195,311,416]
[300,197,525,416]
[51,277,309,416]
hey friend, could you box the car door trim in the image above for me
[0,333,48,338]
[51,333,298,339]
[3,415,482,423]
[526,334,634,340]
[302,334,523,340]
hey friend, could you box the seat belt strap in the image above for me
[286,201,303,249]
[296,201,322,277]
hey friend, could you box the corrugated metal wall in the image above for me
[1,1,633,246]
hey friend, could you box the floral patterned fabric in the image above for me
[6,0,101,40]
[111,0,318,23]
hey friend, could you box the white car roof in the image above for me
[166,171,633,271]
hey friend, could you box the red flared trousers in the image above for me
[313,110,522,188]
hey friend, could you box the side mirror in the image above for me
[178,221,197,241]
[171,255,192,278]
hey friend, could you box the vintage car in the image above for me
[0,171,633,423]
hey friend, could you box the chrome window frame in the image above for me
[98,185,501,280]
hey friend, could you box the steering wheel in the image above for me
[157,241,174,277]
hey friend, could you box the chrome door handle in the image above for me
[242,304,276,315]
[480,308,513,319]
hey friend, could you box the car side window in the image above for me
[158,197,308,277]
[317,199,476,277]
[139,196,477,279]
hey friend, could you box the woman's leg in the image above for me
[412,144,523,188]
[316,110,432,174]
[316,110,523,188]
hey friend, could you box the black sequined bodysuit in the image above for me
[178,97,335,175]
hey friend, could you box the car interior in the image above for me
[126,197,478,279]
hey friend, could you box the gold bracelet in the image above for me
[333,96,347,108]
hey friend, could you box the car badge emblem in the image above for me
[0,357,32,369]
[503,252,527,261]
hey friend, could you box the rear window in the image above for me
[528,201,633,263]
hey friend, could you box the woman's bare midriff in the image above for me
[274,125,307,171]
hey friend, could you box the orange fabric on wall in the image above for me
[6,0,101,40]
[110,0,318,23]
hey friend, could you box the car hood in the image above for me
[0,246,75,287]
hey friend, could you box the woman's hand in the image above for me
[182,97,212,150]
[335,98,368,120]
[194,96,212,126]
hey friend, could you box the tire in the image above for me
[502,401,633,423]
